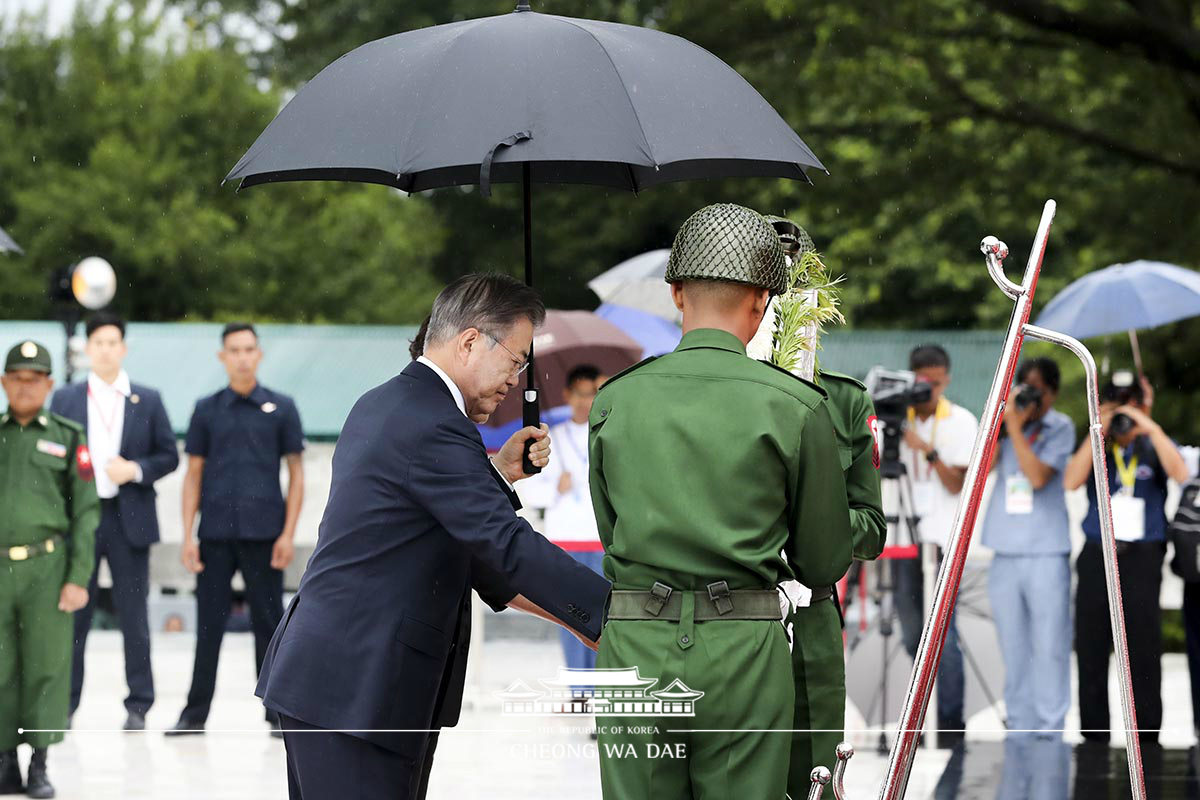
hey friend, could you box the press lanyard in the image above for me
[911,414,939,480]
[1113,446,1139,493]
[87,383,123,436]
[1026,421,1043,445]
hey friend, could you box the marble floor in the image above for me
[26,630,1196,799]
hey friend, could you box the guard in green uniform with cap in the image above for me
[748,216,885,791]
[590,204,853,800]
[0,340,99,799]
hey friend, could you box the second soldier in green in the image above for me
[0,341,99,799]
[590,204,853,799]
[751,216,886,791]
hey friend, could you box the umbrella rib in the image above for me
[545,16,658,170]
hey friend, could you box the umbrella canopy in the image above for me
[0,225,22,255]
[1035,260,1200,339]
[224,7,824,193]
[588,249,678,323]
[485,309,641,427]
[595,302,681,357]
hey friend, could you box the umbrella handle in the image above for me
[522,389,542,475]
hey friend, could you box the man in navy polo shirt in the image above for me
[1064,371,1189,744]
[168,322,305,736]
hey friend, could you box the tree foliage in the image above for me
[3,0,1199,434]
[0,6,446,323]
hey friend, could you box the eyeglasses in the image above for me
[486,333,529,376]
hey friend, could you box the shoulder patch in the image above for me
[754,359,829,399]
[49,412,85,434]
[596,356,658,393]
[819,370,868,392]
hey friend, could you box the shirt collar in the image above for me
[908,396,953,423]
[88,369,131,398]
[221,383,268,407]
[1,408,49,428]
[417,356,467,417]
[673,328,748,356]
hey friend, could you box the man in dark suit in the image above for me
[259,274,611,800]
[50,312,179,731]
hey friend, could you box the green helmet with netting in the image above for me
[664,203,788,295]
[762,215,815,261]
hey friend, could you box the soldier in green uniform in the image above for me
[750,217,886,792]
[0,341,99,799]
[590,204,854,800]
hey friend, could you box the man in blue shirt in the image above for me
[1064,371,1189,743]
[168,323,305,736]
[982,357,1075,736]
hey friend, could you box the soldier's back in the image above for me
[590,328,827,592]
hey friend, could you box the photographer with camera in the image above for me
[981,357,1075,736]
[895,344,978,743]
[1064,370,1189,744]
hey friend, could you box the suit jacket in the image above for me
[256,361,611,758]
[50,380,179,547]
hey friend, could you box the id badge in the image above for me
[1005,475,1034,515]
[1111,491,1146,542]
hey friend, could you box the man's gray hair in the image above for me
[425,273,546,348]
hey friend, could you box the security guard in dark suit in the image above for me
[169,322,305,736]
[0,341,100,798]
[50,313,180,730]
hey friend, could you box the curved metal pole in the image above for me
[1023,324,1145,800]
[808,767,832,800]
[878,200,1055,800]
[831,742,854,800]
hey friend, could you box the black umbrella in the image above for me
[225,2,825,468]
[0,225,22,255]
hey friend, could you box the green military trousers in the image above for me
[0,548,72,750]
[597,611,793,800]
[787,598,845,797]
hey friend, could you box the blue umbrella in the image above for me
[0,225,22,255]
[595,303,681,357]
[1035,260,1200,374]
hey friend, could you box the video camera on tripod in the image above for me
[863,367,933,479]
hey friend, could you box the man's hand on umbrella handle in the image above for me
[497,424,550,483]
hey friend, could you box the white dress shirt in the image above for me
[417,355,513,490]
[896,397,979,548]
[87,369,140,499]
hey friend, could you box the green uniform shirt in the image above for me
[589,328,853,592]
[0,408,99,587]
[820,371,886,561]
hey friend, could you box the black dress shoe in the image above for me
[0,749,22,794]
[25,749,53,799]
[165,719,205,737]
[123,712,146,732]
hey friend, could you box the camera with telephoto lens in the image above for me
[1013,383,1043,411]
[864,367,934,478]
[1110,413,1135,437]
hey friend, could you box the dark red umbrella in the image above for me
[485,310,642,427]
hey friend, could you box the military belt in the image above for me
[809,585,834,603]
[1,535,64,562]
[608,581,781,621]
